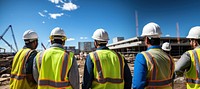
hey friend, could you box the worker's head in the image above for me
[162,42,171,52]
[186,26,200,48]
[141,22,162,47]
[92,28,109,48]
[23,30,38,49]
[49,27,66,45]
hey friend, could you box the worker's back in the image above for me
[89,49,124,89]
[36,47,73,89]
[142,48,174,89]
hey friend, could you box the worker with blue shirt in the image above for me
[82,28,132,89]
[132,22,175,89]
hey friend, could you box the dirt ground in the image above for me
[0,60,186,89]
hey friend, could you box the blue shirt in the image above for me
[132,46,161,89]
[82,46,132,89]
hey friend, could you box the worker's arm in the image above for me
[68,56,80,89]
[175,51,191,76]
[132,53,147,89]
[82,55,94,89]
[123,58,132,89]
[26,50,37,83]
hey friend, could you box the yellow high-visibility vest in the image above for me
[141,48,174,89]
[89,50,125,89]
[36,47,73,89]
[186,49,200,89]
[10,48,37,89]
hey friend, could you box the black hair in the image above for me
[51,39,64,45]
[95,40,107,46]
[146,37,160,45]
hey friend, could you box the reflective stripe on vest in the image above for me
[186,78,200,84]
[93,51,123,83]
[39,79,70,88]
[192,50,200,79]
[143,51,173,86]
[11,49,33,80]
[38,51,71,87]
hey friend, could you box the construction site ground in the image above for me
[0,59,186,89]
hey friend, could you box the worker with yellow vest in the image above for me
[175,26,200,89]
[82,28,132,89]
[132,22,175,89]
[10,30,38,89]
[33,27,79,89]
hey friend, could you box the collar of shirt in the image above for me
[147,45,161,51]
[96,46,109,50]
[23,45,31,49]
[50,43,64,49]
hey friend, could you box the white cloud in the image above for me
[42,21,45,24]
[61,2,78,11]
[165,34,170,37]
[80,37,88,40]
[67,38,75,41]
[49,13,64,19]
[43,10,48,13]
[49,0,61,4]
[38,12,45,17]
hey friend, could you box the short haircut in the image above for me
[147,37,160,45]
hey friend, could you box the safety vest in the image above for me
[141,48,174,89]
[36,47,73,89]
[10,48,37,89]
[186,49,200,89]
[89,50,125,89]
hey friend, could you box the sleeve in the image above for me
[82,54,94,89]
[123,58,132,89]
[132,53,147,89]
[33,53,39,83]
[68,56,80,89]
[175,51,191,76]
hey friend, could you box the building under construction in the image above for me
[107,36,191,61]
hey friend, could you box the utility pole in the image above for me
[176,22,180,44]
[135,10,139,37]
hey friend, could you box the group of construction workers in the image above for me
[9,22,200,89]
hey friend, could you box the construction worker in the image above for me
[33,27,79,89]
[10,30,38,89]
[175,26,200,89]
[162,42,172,54]
[82,28,132,89]
[132,22,175,89]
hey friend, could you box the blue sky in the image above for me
[1,0,200,52]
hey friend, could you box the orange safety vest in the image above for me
[142,49,174,89]
[186,49,200,89]
[36,47,73,89]
[90,50,125,89]
[10,48,37,89]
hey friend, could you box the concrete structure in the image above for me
[113,37,124,43]
[107,37,191,60]
[78,42,95,53]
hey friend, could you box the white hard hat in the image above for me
[50,27,67,40]
[186,26,200,39]
[162,42,171,51]
[92,28,109,41]
[23,30,38,40]
[141,22,162,38]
